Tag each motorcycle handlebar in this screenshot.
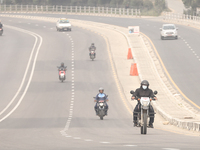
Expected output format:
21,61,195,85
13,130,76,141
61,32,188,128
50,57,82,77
133,97,156,101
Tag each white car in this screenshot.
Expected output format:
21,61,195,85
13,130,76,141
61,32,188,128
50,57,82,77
160,24,178,40
56,18,72,31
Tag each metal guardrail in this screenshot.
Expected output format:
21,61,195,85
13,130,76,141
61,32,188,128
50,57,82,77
163,12,200,26
0,5,140,17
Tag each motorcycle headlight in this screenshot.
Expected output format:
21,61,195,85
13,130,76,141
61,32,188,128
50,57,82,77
99,103,104,106
142,101,149,107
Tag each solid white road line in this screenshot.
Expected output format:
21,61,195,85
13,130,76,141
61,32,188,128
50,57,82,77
0,25,42,121
0,25,43,122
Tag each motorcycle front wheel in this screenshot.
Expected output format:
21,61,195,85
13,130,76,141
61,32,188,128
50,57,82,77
141,111,147,134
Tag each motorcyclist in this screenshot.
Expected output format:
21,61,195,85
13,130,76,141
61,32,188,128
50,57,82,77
0,20,3,29
131,80,157,128
89,43,96,57
0,21,3,32
57,62,67,71
94,87,108,115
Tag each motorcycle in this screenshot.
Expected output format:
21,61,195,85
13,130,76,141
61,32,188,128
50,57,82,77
57,67,66,82
90,50,95,61
130,90,157,134
94,95,108,120
0,28,3,36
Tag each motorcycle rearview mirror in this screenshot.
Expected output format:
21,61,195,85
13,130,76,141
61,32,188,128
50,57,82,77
130,90,134,94
154,91,158,95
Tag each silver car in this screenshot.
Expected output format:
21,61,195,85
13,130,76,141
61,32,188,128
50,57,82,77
56,18,72,31
160,24,178,40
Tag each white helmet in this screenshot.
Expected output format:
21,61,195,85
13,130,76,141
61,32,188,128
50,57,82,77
99,87,104,92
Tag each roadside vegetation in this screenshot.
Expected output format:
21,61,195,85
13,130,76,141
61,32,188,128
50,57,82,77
182,0,200,15
1,0,167,16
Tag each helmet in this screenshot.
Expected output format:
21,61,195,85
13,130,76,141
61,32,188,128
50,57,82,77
99,87,104,92
141,80,149,86
61,62,64,67
91,43,94,46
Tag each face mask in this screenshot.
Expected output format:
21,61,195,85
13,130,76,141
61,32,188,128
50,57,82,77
142,85,147,90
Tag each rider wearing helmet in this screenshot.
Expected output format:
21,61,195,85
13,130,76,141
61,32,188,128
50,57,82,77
57,62,67,71
131,80,157,128
89,43,96,57
94,87,108,115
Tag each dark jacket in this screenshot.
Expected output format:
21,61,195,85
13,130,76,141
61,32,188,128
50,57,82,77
133,86,155,104
89,46,96,51
58,66,67,71
0,23,3,28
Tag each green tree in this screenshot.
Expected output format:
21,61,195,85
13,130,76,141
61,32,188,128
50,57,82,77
87,0,97,6
143,0,153,10
130,0,143,8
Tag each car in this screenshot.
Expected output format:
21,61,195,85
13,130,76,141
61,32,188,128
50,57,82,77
56,18,72,32
160,24,178,40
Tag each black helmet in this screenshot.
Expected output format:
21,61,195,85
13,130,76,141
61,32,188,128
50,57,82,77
91,43,94,46
61,62,64,67
141,80,149,86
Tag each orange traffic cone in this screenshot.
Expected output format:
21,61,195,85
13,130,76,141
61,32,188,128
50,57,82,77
127,48,133,59
130,63,138,76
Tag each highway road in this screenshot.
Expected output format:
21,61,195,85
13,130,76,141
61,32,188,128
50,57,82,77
0,17,200,150
9,13,200,108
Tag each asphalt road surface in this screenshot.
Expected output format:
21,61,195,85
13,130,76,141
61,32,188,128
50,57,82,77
0,17,199,150
4,13,200,108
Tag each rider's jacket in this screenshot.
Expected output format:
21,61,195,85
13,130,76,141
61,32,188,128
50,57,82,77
89,46,96,51
95,93,107,101
0,23,3,28
133,87,155,104
58,66,67,71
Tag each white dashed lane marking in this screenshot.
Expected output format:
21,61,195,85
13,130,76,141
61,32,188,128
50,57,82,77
181,37,200,62
100,142,110,144
123,145,137,147
65,135,72,138
73,137,81,140
59,33,76,138
85,139,93,142
162,148,180,150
